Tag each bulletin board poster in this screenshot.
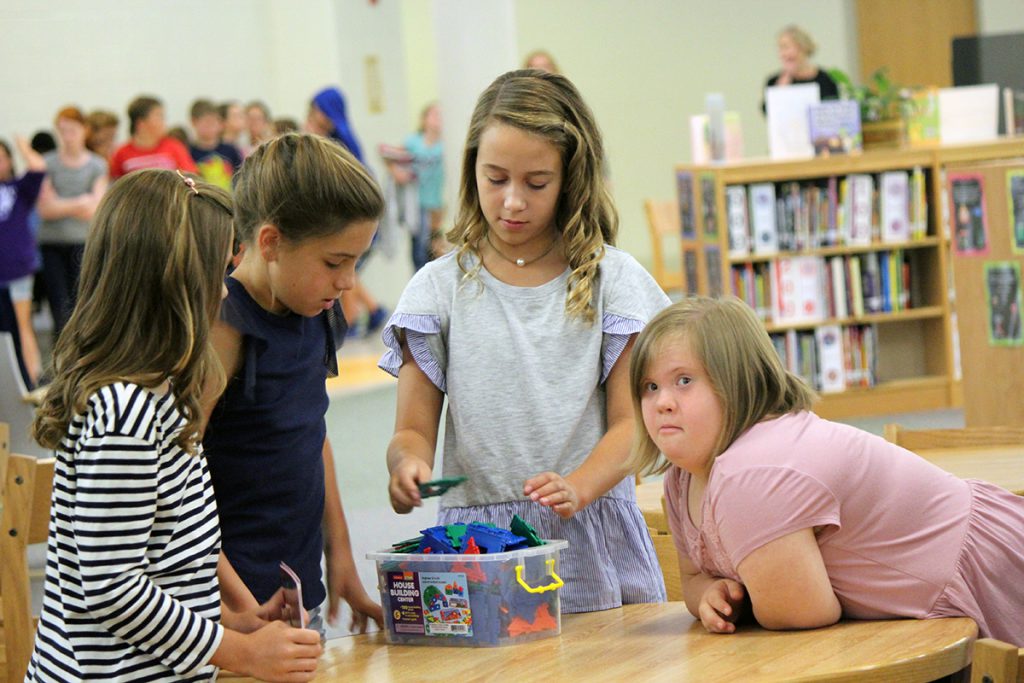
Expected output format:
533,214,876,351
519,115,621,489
1008,170,1024,255
948,172,989,255
984,261,1024,346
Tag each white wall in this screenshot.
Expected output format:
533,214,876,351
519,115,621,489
0,0,273,137
515,0,858,267
977,0,1024,34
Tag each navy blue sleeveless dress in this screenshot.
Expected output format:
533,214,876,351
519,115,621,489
204,276,346,609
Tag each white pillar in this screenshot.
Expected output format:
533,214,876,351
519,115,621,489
432,0,518,213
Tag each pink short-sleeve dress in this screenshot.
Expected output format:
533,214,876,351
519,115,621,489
664,411,1024,644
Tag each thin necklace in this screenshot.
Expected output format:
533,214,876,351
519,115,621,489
485,231,559,267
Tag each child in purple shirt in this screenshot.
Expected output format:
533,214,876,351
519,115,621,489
0,136,46,384
630,296,1024,645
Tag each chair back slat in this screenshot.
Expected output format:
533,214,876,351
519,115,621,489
1,453,56,682
884,424,1024,451
644,199,684,293
969,638,1024,683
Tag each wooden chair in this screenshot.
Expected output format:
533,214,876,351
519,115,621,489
970,638,1024,683
884,424,1024,451
0,452,55,682
647,527,684,603
0,333,48,458
643,199,684,296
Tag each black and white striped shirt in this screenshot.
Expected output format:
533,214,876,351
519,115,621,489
27,383,224,682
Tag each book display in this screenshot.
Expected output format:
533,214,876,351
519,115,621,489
943,153,1024,426
676,139,1024,419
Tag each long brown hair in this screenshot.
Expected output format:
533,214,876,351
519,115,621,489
628,296,817,476
448,69,616,323
33,169,234,453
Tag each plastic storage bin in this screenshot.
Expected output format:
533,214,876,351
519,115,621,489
367,540,568,647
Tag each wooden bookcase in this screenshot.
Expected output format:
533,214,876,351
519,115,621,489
676,139,1024,419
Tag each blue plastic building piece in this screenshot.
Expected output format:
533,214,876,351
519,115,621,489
464,523,527,554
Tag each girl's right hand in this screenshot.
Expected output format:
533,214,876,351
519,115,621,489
698,578,746,634
242,620,322,682
388,457,433,513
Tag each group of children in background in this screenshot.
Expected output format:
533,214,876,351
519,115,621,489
9,66,1023,682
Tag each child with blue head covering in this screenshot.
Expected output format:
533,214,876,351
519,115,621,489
308,87,364,163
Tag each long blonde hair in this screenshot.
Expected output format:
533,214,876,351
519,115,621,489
33,170,234,453
448,69,616,323
628,296,817,476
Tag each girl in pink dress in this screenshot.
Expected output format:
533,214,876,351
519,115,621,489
629,296,1024,645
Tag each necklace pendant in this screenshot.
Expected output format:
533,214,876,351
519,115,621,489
515,258,526,267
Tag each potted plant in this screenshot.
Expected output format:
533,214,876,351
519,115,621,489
828,67,916,148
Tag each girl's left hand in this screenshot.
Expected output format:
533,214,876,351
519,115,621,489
524,472,581,519
326,556,384,634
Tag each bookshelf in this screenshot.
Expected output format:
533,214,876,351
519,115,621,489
676,139,1024,420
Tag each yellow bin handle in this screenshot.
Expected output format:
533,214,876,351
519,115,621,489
515,558,564,594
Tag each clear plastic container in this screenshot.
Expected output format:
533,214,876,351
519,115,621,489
367,540,568,647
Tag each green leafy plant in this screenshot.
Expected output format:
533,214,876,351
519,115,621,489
828,67,917,123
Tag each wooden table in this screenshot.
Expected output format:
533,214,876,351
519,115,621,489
913,445,1024,496
245,603,975,682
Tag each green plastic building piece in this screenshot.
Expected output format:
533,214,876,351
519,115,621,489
510,514,545,547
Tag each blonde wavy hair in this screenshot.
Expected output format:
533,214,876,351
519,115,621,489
628,296,817,476
33,169,234,454
448,69,616,323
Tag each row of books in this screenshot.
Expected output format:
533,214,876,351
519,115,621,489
770,324,879,394
719,168,929,256
729,251,919,325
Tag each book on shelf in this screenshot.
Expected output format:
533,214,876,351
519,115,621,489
689,111,745,164
683,249,699,296
815,325,846,393
938,84,999,144
749,183,779,255
701,175,719,239
725,185,750,256
807,100,862,156
906,87,941,146
676,171,697,239
705,245,723,298
879,171,910,243
770,255,824,324
948,172,989,255
845,174,874,246
1005,87,1024,136
910,166,928,240
1007,170,1024,254
765,82,820,160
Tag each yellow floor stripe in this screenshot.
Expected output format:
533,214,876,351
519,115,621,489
326,354,395,393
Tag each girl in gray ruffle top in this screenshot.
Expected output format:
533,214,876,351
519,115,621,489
381,69,669,612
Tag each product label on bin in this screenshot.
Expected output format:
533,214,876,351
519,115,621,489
386,570,472,637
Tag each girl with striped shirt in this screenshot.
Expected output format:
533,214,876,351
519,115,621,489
27,169,321,682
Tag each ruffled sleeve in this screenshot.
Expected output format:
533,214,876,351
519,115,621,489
377,256,453,392
599,248,671,382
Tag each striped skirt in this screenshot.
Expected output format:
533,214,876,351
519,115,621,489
437,478,667,613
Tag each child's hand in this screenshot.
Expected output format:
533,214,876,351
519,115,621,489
524,472,581,519
241,620,322,682
388,457,432,513
698,578,746,634
326,557,383,634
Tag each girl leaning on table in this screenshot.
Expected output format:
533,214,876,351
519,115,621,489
383,69,669,613
631,296,1024,645
27,169,321,682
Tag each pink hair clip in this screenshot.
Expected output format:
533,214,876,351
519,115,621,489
176,169,199,195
